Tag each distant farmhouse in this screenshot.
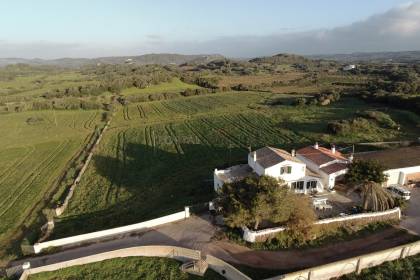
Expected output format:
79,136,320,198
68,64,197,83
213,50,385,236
214,144,420,193
214,143,349,194
343,64,356,71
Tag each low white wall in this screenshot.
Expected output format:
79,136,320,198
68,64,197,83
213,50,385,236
33,207,190,254
243,208,401,242
206,254,252,280
19,246,200,280
18,246,250,280
266,239,420,280
242,226,286,243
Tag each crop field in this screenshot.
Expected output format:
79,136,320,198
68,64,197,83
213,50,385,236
50,91,417,238
217,72,304,88
0,110,102,260
28,256,225,280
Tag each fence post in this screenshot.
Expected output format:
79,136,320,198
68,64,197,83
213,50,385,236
356,258,363,274
400,246,408,259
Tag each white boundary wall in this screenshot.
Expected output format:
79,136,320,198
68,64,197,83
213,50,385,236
266,239,420,280
33,207,190,254
243,208,400,242
19,246,250,280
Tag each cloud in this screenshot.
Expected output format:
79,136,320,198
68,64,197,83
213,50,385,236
1,3,420,58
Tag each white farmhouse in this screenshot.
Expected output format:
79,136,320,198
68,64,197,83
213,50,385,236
296,143,349,190
214,146,324,194
354,146,420,187
343,64,356,71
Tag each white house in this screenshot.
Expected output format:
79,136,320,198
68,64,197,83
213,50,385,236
354,146,420,187
343,64,356,71
214,146,324,194
296,143,349,190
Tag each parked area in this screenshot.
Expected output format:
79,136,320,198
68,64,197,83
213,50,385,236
312,190,361,219
401,187,420,235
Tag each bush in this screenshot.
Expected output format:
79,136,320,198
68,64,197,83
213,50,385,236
359,110,398,129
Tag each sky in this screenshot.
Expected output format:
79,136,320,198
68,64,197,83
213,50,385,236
0,0,419,58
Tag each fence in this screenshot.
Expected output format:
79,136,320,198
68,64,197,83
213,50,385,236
18,246,249,280
266,239,420,280
243,207,401,242
33,207,190,254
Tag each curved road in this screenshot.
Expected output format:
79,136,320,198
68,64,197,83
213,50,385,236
11,214,418,272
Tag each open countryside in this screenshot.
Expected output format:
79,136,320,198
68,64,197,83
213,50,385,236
1,1,420,280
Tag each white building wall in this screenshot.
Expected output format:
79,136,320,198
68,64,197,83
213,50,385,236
247,154,265,176
384,166,420,187
264,160,306,182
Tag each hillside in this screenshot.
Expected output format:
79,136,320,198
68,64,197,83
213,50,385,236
0,53,224,68
310,51,420,63
249,53,314,65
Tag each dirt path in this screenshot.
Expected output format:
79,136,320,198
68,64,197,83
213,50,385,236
204,227,416,271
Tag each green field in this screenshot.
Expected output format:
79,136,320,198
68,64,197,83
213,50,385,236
51,91,417,238
0,109,102,261
121,78,200,96
27,256,225,280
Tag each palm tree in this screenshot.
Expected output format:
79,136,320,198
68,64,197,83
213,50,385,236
359,181,395,212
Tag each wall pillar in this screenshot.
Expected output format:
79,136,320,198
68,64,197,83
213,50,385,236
185,206,190,218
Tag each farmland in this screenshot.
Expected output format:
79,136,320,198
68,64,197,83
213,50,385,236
0,53,419,266
27,256,225,280
51,90,417,238
0,110,102,261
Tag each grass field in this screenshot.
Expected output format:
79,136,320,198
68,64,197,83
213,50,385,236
121,78,201,96
50,91,418,238
0,109,102,261
27,256,225,280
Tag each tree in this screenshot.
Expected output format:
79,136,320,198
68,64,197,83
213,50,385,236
346,160,394,212
345,160,388,185
286,195,317,241
218,176,297,230
360,181,395,212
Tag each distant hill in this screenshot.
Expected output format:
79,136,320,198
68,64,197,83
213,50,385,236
0,53,224,68
310,51,420,63
249,53,314,65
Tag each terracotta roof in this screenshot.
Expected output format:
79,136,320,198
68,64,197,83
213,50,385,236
297,146,347,166
354,146,420,170
320,163,348,175
253,146,302,169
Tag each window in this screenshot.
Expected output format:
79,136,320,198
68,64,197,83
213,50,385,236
292,181,304,190
281,166,292,175
306,180,317,190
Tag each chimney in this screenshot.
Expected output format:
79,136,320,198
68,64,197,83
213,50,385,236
253,151,257,162
291,149,296,157
331,145,336,154
314,142,319,149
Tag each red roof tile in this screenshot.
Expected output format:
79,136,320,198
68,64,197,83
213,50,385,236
320,163,348,175
297,146,347,166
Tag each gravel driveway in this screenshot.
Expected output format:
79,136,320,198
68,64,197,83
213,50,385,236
400,187,420,235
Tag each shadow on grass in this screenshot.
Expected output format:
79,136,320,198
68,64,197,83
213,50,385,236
51,143,247,239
